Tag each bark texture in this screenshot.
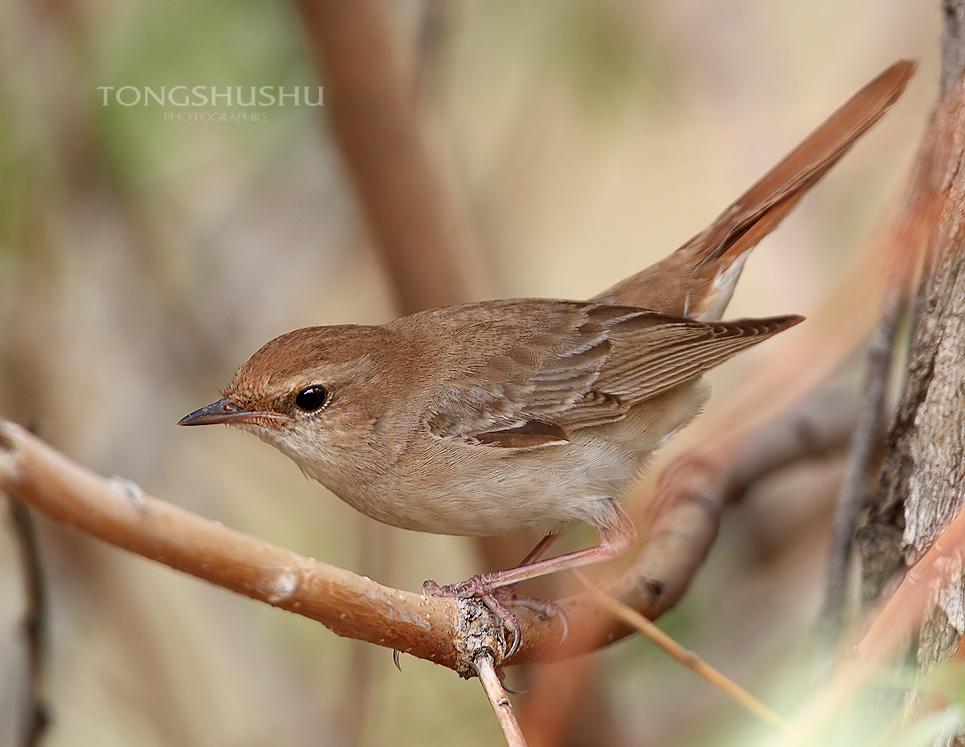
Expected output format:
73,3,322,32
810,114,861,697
859,8,965,743
859,82,964,605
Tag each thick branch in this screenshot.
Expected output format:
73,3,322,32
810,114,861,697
0,421,468,672
854,16,965,741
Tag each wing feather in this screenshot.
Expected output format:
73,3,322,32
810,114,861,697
421,300,800,447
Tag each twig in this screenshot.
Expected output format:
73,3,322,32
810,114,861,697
0,417,634,671
820,287,905,640
475,654,527,747
6,497,49,747
0,421,470,671
337,515,393,743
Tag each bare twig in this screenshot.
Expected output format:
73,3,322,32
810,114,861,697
0,387,858,747
475,655,527,747
0,417,600,671
821,292,908,639
0,421,470,672
6,497,49,747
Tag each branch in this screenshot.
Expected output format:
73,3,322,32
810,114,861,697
291,0,532,590
508,390,858,741
861,52,964,606
612,392,857,621
0,421,471,672
0,392,856,672
820,293,902,639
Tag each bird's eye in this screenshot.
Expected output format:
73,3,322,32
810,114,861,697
294,385,328,412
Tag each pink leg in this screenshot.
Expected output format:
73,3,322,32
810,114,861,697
480,504,637,590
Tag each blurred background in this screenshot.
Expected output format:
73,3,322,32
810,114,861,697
0,1,940,745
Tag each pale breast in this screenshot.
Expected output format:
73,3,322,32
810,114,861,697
350,380,709,537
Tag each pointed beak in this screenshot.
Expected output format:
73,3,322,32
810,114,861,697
178,397,268,427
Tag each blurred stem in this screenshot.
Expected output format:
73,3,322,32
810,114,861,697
336,514,394,745
6,497,49,747
293,0,487,312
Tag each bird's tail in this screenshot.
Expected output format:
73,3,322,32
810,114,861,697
595,59,916,320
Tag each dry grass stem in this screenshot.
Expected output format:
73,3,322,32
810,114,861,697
575,573,800,741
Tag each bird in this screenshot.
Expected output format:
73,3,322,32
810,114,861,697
179,61,914,653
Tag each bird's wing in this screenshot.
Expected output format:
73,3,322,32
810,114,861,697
423,300,800,448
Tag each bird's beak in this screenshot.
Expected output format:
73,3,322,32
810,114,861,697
178,397,272,426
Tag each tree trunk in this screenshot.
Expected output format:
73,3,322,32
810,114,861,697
859,3,965,742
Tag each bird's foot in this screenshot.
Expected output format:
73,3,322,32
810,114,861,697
423,575,568,658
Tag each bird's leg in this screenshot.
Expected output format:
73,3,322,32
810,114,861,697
477,504,637,589
424,505,637,654
455,531,564,654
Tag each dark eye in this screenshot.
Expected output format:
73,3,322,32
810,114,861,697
294,385,328,412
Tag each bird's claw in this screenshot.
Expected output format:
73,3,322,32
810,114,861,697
423,576,568,657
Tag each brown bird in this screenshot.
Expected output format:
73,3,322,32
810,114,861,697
180,61,914,653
